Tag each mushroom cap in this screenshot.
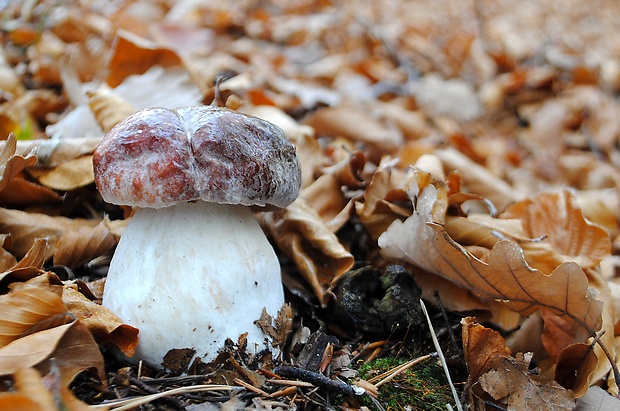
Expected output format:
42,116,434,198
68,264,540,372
93,106,301,208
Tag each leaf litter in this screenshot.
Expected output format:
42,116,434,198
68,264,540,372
2,0,620,410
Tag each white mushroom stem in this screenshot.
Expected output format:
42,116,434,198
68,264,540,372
102,201,284,368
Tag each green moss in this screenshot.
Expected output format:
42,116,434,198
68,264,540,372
357,357,455,411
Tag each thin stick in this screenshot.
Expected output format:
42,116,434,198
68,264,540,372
420,300,463,411
90,384,236,411
373,353,437,388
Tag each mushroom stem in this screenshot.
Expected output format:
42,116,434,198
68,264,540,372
102,201,284,368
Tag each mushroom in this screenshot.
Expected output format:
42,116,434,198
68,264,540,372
93,106,301,368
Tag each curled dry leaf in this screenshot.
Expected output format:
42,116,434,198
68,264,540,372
9,137,102,168
378,169,603,343
0,322,75,375
355,159,412,240
301,174,353,233
61,285,138,356
264,198,354,306
0,134,37,194
0,134,61,205
87,86,137,133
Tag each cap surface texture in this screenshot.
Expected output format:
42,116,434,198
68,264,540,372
93,106,301,208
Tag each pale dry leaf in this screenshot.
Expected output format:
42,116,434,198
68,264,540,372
37,320,106,387
264,198,354,306
301,174,352,233
444,214,527,251
8,137,102,168
32,156,95,191
0,234,16,271
378,170,603,340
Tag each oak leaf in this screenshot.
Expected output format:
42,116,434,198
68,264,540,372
378,169,603,340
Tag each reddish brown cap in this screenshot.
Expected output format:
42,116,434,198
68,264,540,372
93,106,301,208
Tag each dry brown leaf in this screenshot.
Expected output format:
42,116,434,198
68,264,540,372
61,285,138,356
304,105,403,160
107,29,182,88
436,148,524,212
53,222,115,268
502,190,611,272
462,318,576,410
0,322,74,375
264,198,354,306
301,174,353,233
0,207,115,266
444,214,527,251
0,177,62,206
0,234,16,271
379,169,603,341
478,353,575,410
37,320,106,386
355,159,412,240
0,286,71,347
7,137,102,168
0,134,37,194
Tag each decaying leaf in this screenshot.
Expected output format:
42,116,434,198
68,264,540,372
462,317,576,410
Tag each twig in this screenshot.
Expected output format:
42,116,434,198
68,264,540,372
434,291,460,353
371,353,437,388
91,384,237,411
273,366,364,397
421,300,464,411
128,377,187,410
